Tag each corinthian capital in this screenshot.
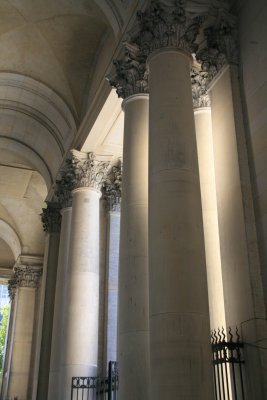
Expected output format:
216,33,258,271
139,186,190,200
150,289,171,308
69,150,110,191
41,202,61,233
102,162,122,212
14,265,42,288
196,10,238,81
107,42,148,99
132,0,204,57
191,65,211,109
55,163,74,208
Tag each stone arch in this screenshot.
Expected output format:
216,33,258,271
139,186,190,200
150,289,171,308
0,219,21,262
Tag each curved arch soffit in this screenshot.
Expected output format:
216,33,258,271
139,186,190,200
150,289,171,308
94,0,123,35
0,219,21,262
0,137,52,189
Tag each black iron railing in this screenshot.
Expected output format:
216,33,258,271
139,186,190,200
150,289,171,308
212,327,245,400
71,361,118,400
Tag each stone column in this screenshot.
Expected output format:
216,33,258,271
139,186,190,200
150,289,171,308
7,256,42,400
191,67,226,330
60,151,109,399
48,175,73,400
197,12,267,399
102,164,122,369
36,203,61,400
131,3,213,399
108,44,150,400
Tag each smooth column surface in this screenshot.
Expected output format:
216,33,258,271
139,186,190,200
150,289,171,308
148,50,213,399
61,188,101,399
105,211,120,367
194,108,226,330
119,94,149,400
37,232,60,400
7,287,37,400
48,207,72,400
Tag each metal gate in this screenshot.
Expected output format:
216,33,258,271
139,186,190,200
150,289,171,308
212,327,245,400
71,361,118,400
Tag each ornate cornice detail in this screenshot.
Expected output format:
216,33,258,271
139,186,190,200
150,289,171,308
69,151,110,191
196,10,238,82
107,42,148,99
131,0,204,57
191,66,211,108
102,162,122,212
41,202,61,233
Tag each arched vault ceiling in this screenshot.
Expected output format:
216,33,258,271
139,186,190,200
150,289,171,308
0,0,112,117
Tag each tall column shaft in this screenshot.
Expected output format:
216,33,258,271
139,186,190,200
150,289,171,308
48,207,72,400
210,65,267,399
106,211,120,366
61,187,101,398
7,262,42,400
194,107,226,330
148,49,213,399
37,232,60,400
119,94,149,400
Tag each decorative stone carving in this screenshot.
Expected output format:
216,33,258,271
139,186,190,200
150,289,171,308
191,65,211,108
8,265,42,299
8,277,17,300
41,202,61,233
14,265,42,288
196,10,238,81
102,162,122,212
107,41,148,99
55,163,74,208
131,0,204,57
69,151,110,191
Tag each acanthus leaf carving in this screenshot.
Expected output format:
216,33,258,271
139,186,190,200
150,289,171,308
131,0,204,57
107,41,148,99
41,202,61,233
196,10,238,82
191,65,211,108
102,162,122,212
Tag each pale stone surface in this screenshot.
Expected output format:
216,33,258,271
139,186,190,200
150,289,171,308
6,257,43,400
210,65,267,399
119,94,149,400
36,232,60,400
105,211,120,367
194,108,226,330
60,188,101,399
148,49,213,400
48,207,72,400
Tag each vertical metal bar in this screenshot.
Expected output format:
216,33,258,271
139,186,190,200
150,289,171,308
215,350,222,400
231,351,238,400
212,344,218,400
219,347,226,400
238,348,245,400
71,378,73,400
108,361,112,400
224,362,230,400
